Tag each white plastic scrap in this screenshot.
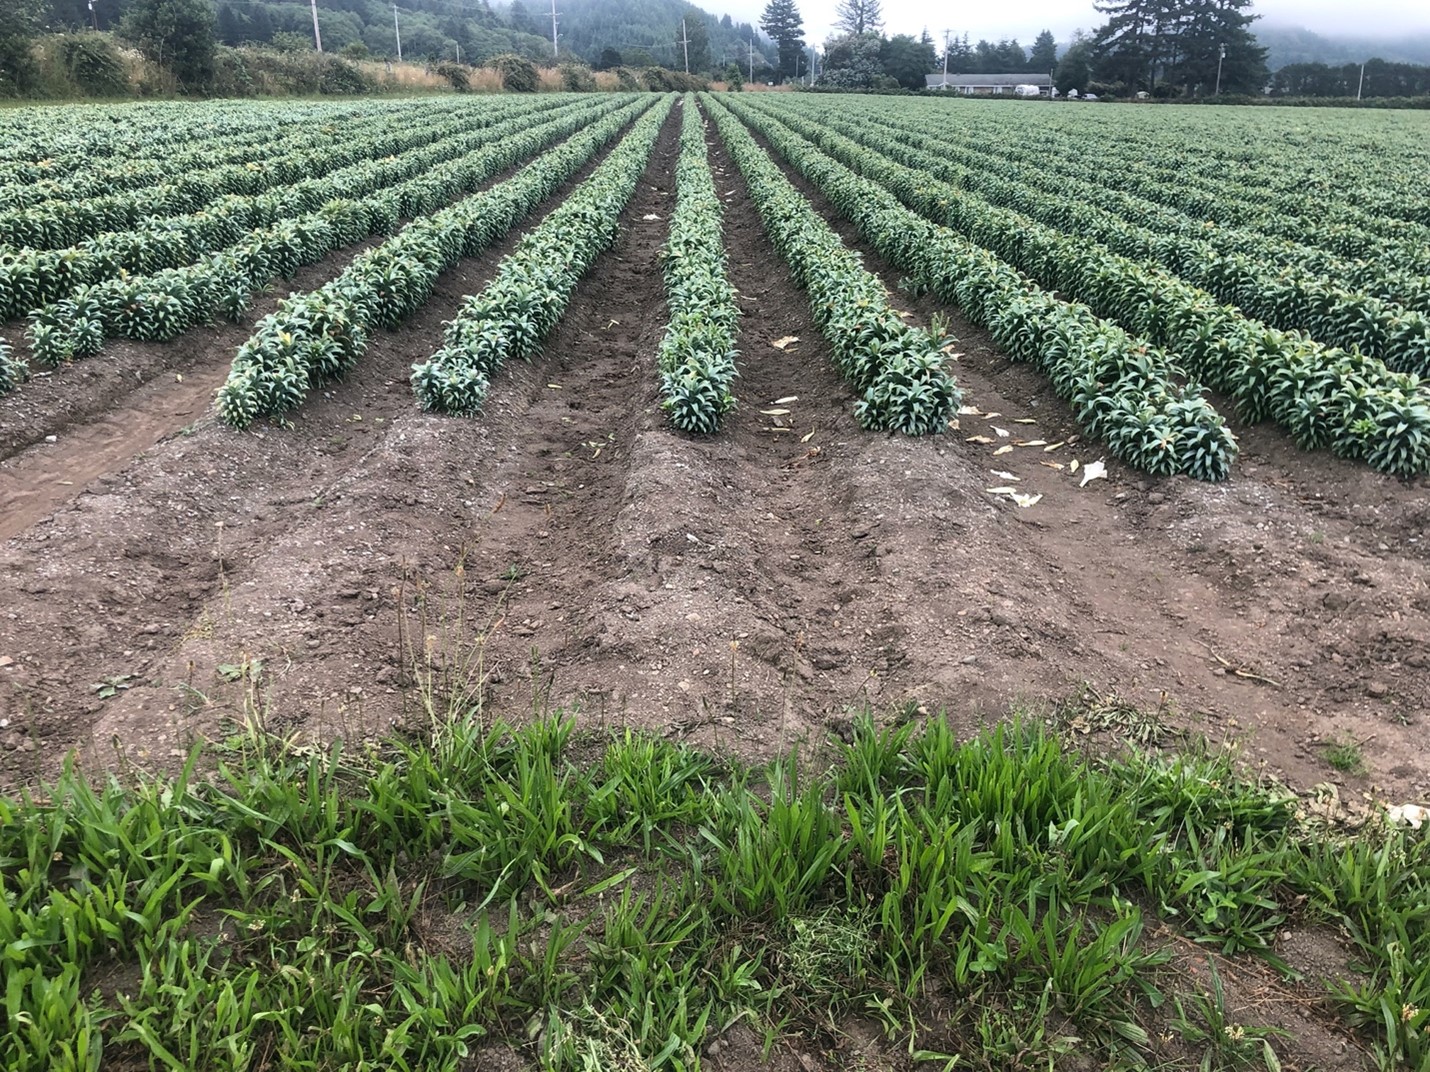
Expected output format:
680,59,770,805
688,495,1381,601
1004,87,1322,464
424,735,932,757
1079,460,1108,487
986,487,1043,509
1387,803,1428,830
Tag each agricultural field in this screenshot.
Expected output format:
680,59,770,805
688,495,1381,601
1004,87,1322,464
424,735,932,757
0,92,1428,1070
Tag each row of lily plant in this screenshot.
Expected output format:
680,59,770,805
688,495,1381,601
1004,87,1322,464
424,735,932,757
215,97,656,428
701,95,960,436
720,96,1235,480
0,97,545,252
736,98,1427,478
653,97,741,434
769,98,1430,373
4,99,621,396
411,97,676,415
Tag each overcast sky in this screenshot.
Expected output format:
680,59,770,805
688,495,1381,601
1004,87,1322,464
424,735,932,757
727,0,1430,49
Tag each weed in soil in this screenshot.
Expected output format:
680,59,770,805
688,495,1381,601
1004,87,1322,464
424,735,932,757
1322,736,1368,776
2,701,1426,1070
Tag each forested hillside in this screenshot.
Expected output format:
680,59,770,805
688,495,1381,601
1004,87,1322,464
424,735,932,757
34,0,776,69
1256,24,1430,70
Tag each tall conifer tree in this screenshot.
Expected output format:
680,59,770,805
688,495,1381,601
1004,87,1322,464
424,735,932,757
759,0,804,81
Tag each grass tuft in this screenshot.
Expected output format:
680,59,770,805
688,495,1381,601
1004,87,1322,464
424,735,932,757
0,708,1425,1070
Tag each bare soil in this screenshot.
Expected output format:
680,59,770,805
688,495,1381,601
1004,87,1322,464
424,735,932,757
0,101,1423,1070
2,100,1427,803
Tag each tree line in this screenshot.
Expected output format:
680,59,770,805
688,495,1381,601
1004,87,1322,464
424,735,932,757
761,0,1427,99
757,0,1253,94
4,0,1427,98
1271,59,1430,98
757,0,1052,90
0,0,779,96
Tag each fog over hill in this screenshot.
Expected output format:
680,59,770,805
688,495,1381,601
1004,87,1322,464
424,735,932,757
1254,23,1430,68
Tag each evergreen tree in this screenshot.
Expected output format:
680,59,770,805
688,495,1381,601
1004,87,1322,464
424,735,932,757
943,32,972,73
249,5,273,43
833,0,881,36
506,0,537,36
1165,0,1266,93
1028,29,1058,72
820,31,883,87
759,0,804,81
122,0,216,87
972,38,997,72
1091,0,1175,90
880,32,935,88
1054,31,1093,93
0,0,41,96
216,2,243,45
995,38,1026,68
1091,0,1265,94
674,12,710,73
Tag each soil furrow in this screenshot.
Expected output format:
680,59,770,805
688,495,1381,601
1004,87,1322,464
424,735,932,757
1,98,1426,812
733,110,1429,798
0,110,657,780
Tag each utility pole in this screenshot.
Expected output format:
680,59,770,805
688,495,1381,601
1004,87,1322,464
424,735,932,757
550,0,559,58
680,17,690,74
454,41,461,63
1214,42,1225,95
942,29,949,87
87,0,98,31
1357,60,1365,99
392,3,402,62
748,37,754,83
310,0,323,52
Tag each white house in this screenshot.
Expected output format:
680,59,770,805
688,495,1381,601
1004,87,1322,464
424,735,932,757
925,73,1054,95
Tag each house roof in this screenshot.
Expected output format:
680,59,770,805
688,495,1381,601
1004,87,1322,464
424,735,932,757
925,73,1053,87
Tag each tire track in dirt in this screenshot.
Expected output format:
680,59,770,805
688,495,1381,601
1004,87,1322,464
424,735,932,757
733,110,1430,800
0,109,658,782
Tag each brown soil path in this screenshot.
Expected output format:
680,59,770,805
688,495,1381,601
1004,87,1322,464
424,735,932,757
0,108,653,773
0,99,1426,823
732,110,1429,806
